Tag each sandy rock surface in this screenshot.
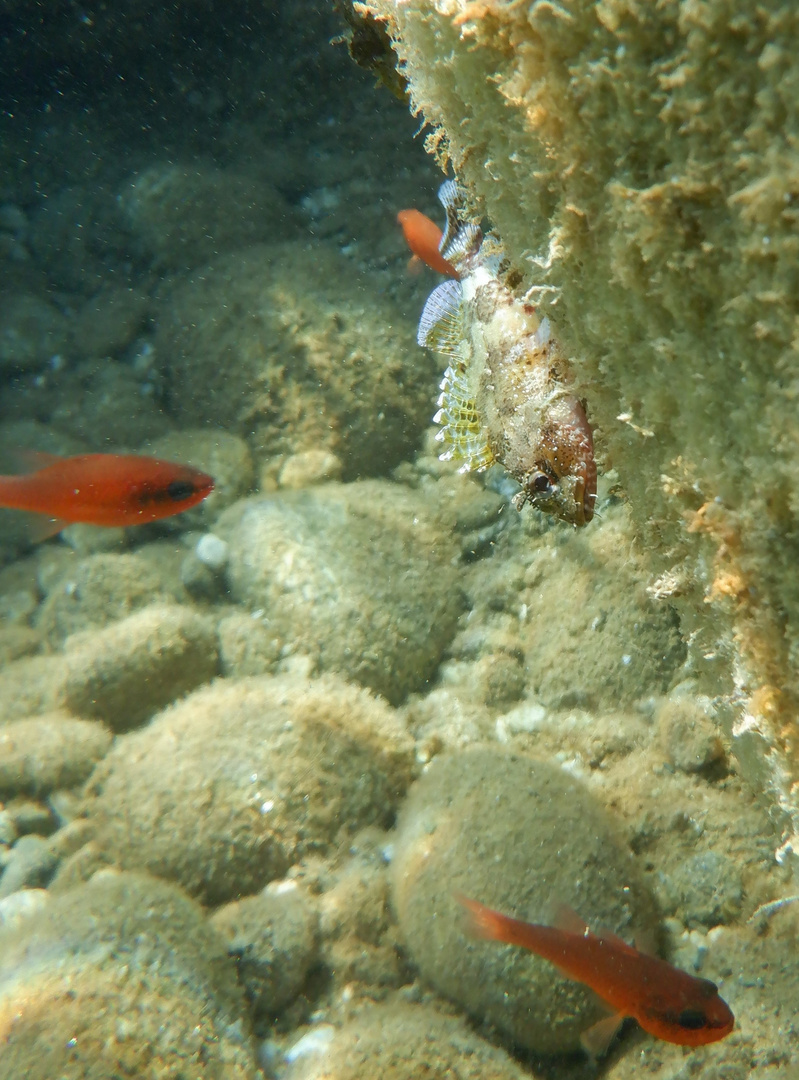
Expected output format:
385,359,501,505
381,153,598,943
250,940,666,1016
0,711,110,795
68,673,415,904
62,603,219,730
281,999,535,1080
219,481,463,704
153,240,437,477
0,869,258,1080
35,551,177,646
0,654,70,724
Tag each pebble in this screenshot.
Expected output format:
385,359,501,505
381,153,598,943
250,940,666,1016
0,654,69,725
211,879,319,1017
0,886,48,930
0,834,58,897
62,604,219,731
153,241,433,481
453,488,505,533
284,1024,336,1064
180,551,226,599
278,449,342,489
195,532,229,570
35,552,174,647
657,695,726,773
282,1000,532,1080
4,798,55,836
0,812,17,846
317,838,404,990
0,292,70,372
510,537,686,710
662,851,744,927
0,713,111,796
0,870,258,1077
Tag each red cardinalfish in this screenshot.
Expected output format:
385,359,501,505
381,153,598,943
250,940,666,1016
397,208,460,279
0,452,214,537
458,895,734,1055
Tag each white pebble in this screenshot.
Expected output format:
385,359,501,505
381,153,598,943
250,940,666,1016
195,533,229,570
0,887,49,929
284,1025,336,1064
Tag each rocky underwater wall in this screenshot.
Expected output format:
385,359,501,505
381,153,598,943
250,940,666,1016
364,0,799,866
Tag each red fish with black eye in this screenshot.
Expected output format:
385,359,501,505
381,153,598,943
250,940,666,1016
397,208,460,279
0,452,215,538
457,895,734,1056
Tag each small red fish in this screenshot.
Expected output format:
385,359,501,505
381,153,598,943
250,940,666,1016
458,895,734,1055
0,452,214,536
397,208,460,279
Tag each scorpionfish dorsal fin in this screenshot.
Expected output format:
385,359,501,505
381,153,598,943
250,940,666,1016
417,279,464,354
433,363,495,473
438,180,482,269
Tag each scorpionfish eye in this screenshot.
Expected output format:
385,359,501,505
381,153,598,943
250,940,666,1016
530,471,553,495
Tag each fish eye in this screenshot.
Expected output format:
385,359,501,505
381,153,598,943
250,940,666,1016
530,472,553,494
676,1009,708,1030
167,479,197,502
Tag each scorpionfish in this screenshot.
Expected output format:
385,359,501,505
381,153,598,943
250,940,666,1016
415,181,596,527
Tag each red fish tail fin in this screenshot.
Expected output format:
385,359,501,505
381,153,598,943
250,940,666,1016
456,894,534,948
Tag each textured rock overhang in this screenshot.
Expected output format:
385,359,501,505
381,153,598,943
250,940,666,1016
361,0,799,867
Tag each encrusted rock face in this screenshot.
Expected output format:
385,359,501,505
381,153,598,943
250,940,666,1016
366,0,799,863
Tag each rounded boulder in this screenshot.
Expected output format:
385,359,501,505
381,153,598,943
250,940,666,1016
0,870,257,1080
391,747,657,1055
80,674,415,905
219,482,462,705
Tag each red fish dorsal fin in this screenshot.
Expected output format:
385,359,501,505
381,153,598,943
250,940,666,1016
11,449,63,473
552,904,589,936
596,927,638,955
554,904,639,955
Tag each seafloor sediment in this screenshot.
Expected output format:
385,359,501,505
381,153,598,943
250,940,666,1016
0,2,797,1079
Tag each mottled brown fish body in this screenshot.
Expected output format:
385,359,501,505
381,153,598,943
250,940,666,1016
462,266,596,526
419,181,596,527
